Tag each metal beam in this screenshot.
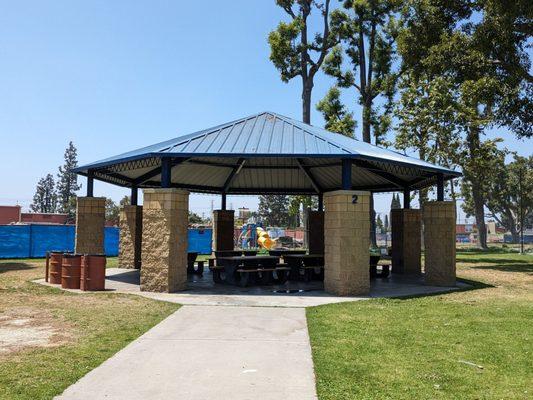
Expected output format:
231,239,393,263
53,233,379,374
318,193,323,211
341,159,352,190
87,171,94,197
161,158,172,188
221,193,227,210
131,186,138,205
403,188,410,209
296,158,322,193
223,158,246,192
353,159,407,188
133,157,189,185
437,173,444,201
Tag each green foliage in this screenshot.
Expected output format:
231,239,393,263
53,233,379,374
390,192,401,209
324,0,401,143
268,0,339,123
316,86,356,137
56,142,81,217
258,195,290,227
30,174,57,213
105,198,120,225
188,211,206,225
375,214,384,233
465,154,533,241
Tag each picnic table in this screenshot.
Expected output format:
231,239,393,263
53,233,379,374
282,254,325,282
268,249,307,257
213,255,288,287
370,254,391,278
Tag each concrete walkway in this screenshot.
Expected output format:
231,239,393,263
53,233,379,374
56,306,317,400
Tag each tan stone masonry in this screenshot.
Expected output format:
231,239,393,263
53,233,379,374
212,210,235,252
141,189,189,292
391,209,422,275
307,210,324,255
119,205,143,269
424,201,456,286
75,197,105,254
324,190,370,296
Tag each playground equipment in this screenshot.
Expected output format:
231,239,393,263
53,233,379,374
256,227,276,250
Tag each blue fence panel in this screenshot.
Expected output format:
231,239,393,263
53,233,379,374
0,225,31,258
0,225,212,258
104,227,120,256
188,228,212,254
30,225,75,257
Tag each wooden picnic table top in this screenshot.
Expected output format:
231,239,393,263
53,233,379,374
282,253,324,259
217,255,280,261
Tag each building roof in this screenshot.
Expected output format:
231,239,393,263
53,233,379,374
74,111,461,194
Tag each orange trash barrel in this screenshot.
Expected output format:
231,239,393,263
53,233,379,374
49,252,63,284
81,255,106,291
61,254,82,289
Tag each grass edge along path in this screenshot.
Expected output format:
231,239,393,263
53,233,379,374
0,259,180,400
307,249,533,400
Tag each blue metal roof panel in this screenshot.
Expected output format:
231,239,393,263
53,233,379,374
74,111,461,178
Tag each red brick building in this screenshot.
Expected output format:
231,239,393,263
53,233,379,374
0,205,21,224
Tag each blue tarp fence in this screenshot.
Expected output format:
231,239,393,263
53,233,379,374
0,225,212,258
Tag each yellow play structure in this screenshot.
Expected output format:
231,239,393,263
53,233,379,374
256,227,276,250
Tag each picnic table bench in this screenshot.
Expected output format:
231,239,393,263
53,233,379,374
212,255,289,287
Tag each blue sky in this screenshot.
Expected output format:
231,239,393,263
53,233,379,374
0,1,530,222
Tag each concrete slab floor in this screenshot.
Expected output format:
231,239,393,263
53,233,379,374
56,306,317,400
36,268,469,308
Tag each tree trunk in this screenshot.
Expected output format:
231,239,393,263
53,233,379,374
471,183,488,249
466,126,488,250
362,101,371,143
302,81,313,124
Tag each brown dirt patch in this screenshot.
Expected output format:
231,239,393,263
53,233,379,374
0,307,72,356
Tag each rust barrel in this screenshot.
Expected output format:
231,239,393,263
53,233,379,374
81,255,106,291
49,252,63,284
61,254,82,289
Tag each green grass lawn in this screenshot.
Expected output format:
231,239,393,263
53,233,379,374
0,258,179,400
307,248,533,400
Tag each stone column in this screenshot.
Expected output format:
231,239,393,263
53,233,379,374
423,201,456,286
324,190,370,296
140,189,189,292
212,210,235,252
118,205,143,269
391,209,421,275
75,197,105,254
307,210,324,254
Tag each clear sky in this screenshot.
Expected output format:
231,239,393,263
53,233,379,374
0,1,530,222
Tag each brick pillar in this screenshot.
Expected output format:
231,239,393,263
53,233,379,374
75,197,105,254
307,210,324,254
118,205,143,269
391,209,421,274
324,190,370,296
424,201,456,286
140,189,189,292
212,210,235,252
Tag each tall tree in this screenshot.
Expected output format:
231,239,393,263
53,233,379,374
324,0,400,144
258,195,291,227
269,0,338,123
105,198,120,226
396,0,532,248
316,86,356,137
376,214,384,234
465,154,533,244
395,75,463,206
30,174,57,213
384,213,389,232
56,141,81,216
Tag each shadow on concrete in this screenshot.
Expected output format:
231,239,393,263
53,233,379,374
104,268,470,300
